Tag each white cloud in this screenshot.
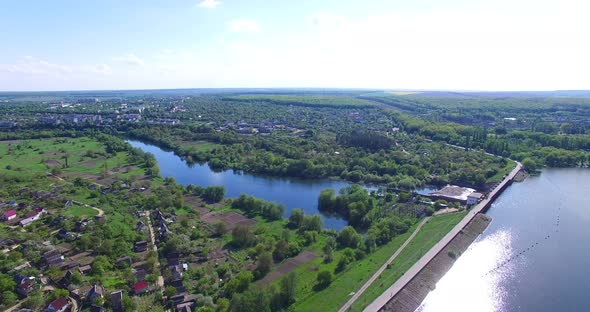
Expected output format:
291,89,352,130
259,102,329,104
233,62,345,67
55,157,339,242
228,19,261,33
198,0,221,9
1,56,73,76
92,64,112,75
113,53,145,66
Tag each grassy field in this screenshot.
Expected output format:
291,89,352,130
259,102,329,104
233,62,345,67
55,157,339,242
0,137,145,182
62,204,98,218
289,222,420,312
287,212,466,312
487,161,517,183
348,212,467,311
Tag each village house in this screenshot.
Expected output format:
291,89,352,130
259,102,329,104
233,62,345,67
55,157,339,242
2,209,17,221
44,297,71,312
110,290,123,312
43,249,64,267
122,114,141,122
134,241,148,253
87,284,104,303
90,305,106,312
132,280,149,295
59,270,74,287
79,265,92,275
14,274,36,297
20,208,46,226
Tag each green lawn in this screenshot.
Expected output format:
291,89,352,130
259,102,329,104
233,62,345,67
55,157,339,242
0,137,146,182
348,212,467,311
290,221,420,312
102,275,127,290
62,204,98,218
286,212,465,312
487,161,516,183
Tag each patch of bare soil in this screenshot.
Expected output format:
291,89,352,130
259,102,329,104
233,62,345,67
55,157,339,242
44,159,61,166
199,210,257,232
258,251,318,285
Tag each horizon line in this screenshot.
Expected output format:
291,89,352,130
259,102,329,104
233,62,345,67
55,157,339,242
1,87,589,94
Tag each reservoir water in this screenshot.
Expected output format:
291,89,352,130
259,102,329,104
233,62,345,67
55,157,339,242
418,168,590,312
128,140,360,230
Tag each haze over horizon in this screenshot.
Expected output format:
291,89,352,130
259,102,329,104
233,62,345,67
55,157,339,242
1,0,589,92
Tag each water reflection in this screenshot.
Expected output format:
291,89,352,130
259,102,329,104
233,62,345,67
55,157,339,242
415,169,590,312
418,231,515,312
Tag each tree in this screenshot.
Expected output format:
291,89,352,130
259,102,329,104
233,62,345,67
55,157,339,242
122,294,137,312
522,157,537,172
23,291,44,311
318,189,335,211
279,272,297,306
213,221,227,236
92,255,112,275
164,286,177,297
288,208,304,229
216,298,230,312
230,287,271,312
301,215,322,232
203,186,225,202
316,270,333,289
1,290,17,306
47,288,69,301
337,226,361,248
434,200,447,211
231,225,256,248
0,274,16,293
225,271,253,296
70,271,83,285
256,252,273,278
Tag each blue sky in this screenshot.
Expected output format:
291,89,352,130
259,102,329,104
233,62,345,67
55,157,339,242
1,0,588,91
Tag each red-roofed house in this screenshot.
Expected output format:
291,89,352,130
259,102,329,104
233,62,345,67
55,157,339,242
2,210,16,221
132,280,149,295
44,297,71,312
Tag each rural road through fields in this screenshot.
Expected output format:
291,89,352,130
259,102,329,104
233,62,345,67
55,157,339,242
145,211,165,292
47,172,106,217
72,201,105,217
363,161,522,312
338,217,432,312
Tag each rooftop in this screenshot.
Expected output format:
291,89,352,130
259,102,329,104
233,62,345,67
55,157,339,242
430,185,476,201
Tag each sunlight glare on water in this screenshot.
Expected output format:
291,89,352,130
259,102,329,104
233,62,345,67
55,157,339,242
417,230,515,312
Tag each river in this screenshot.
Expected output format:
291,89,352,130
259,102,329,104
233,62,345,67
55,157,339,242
417,168,590,312
127,140,364,230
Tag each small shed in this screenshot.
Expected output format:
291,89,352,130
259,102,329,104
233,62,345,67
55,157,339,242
467,192,483,205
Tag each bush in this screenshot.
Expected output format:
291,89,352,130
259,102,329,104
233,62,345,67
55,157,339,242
315,270,333,290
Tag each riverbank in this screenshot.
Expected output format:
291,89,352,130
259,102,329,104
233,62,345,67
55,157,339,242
363,161,522,311
379,213,492,312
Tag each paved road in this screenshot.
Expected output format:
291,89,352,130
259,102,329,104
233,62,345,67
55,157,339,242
339,217,432,312
364,161,522,312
